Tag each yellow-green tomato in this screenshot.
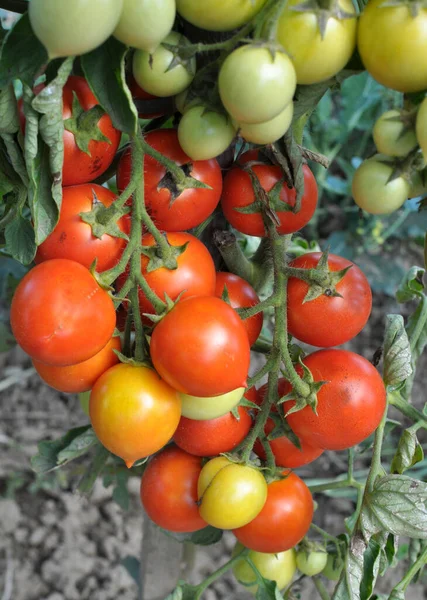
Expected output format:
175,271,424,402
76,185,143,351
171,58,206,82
352,155,410,215
79,391,91,417
416,97,427,162
180,387,245,420
133,32,196,97
178,106,236,160
218,44,296,124
232,542,297,593
276,0,357,85
373,110,417,157
29,0,123,59
198,457,267,529
114,0,175,52
236,102,294,145
296,550,328,576
358,0,427,92
322,554,344,581
176,0,267,32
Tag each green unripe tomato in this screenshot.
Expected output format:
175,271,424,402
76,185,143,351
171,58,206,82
113,0,175,52
232,542,297,594
178,106,236,160
373,110,417,157
416,97,427,161
176,0,267,32
352,155,410,215
133,32,196,97
179,387,244,420
236,102,294,145
29,0,123,59
322,554,344,581
296,550,328,576
79,391,91,417
218,44,296,124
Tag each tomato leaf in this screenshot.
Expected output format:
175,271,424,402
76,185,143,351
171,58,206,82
332,534,365,600
396,266,425,303
4,213,36,264
401,295,427,400
383,314,412,387
164,582,198,600
0,84,20,135
77,444,110,495
112,469,131,511
390,429,424,475
81,37,138,136
161,525,223,546
0,13,48,88
31,425,98,473
360,537,382,600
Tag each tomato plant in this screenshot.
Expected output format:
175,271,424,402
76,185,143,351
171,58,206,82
233,471,313,553
150,296,251,397
140,446,206,532
197,457,267,529
90,364,181,468
117,129,223,231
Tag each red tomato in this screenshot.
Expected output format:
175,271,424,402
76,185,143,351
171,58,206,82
254,380,323,468
286,349,387,450
128,75,165,119
233,471,313,553
32,335,121,393
35,184,128,272
173,405,252,457
10,259,116,366
117,232,216,316
215,272,263,346
19,77,121,186
150,296,251,397
140,446,207,532
221,151,318,236
116,129,223,231
287,253,372,347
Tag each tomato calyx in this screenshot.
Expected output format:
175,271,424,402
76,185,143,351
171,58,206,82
379,0,425,18
266,411,302,449
142,291,182,324
113,349,151,369
279,360,327,416
157,162,213,202
64,92,111,155
79,190,130,241
141,240,188,273
160,35,197,77
290,0,356,39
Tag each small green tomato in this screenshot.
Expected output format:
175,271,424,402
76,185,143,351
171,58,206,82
296,549,328,576
236,102,294,145
178,106,236,160
232,542,297,593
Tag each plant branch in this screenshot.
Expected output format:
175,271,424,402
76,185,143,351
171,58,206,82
194,547,249,600
390,545,427,594
313,576,332,600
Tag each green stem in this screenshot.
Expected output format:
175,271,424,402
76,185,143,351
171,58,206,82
366,392,389,493
283,265,330,286
237,294,278,319
123,309,133,357
252,338,273,354
388,392,427,429
135,271,166,314
313,576,332,600
308,478,363,494
391,545,427,594
102,241,135,287
247,351,279,388
194,548,249,600
214,230,263,288
310,523,342,545
348,448,355,481
129,287,146,362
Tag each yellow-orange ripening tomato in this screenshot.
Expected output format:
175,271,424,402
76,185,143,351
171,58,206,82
90,364,181,468
197,457,267,529
33,336,121,393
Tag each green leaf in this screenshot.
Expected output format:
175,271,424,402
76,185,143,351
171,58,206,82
121,555,141,591
388,591,405,600
77,444,110,495
162,525,223,546
4,213,36,264
361,475,427,540
0,13,48,87
56,427,99,464
332,534,365,600
396,267,425,303
164,582,198,600
81,37,138,135
31,425,96,473
391,429,424,475
255,579,283,600
383,315,412,387
401,295,427,400
360,538,382,600
0,84,20,134
112,470,130,510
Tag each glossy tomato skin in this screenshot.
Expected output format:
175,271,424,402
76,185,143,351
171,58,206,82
286,349,387,451
11,259,116,366
90,364,181,468
150,296,251,397
254,380,323,468
233,471,313,553
179,387,245,420
173,406,252,457
198,457,267,529
215,272,263,346
296,550,328,576
140,446,206,533
62,77,121,186
35,184,128,272
233,543,296,593
118,232,216,316
221,153,318,236
358,0,427,93
117,129,222,231
33,335,121,393
176,0,267,32
287,253,372,347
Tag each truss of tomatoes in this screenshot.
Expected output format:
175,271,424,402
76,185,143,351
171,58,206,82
10,73,386,561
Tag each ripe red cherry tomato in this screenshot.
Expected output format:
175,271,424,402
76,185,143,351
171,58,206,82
32,335,121,393
150,296,251,397
221,151,318,236
140,446,207,533
287,253,372,347
233,471,313,553
117,232,216,316
117,129,222,231
10,259,116,366
286,349,387,451
215,272,263,346
35,184,128,272
254,380,323,468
